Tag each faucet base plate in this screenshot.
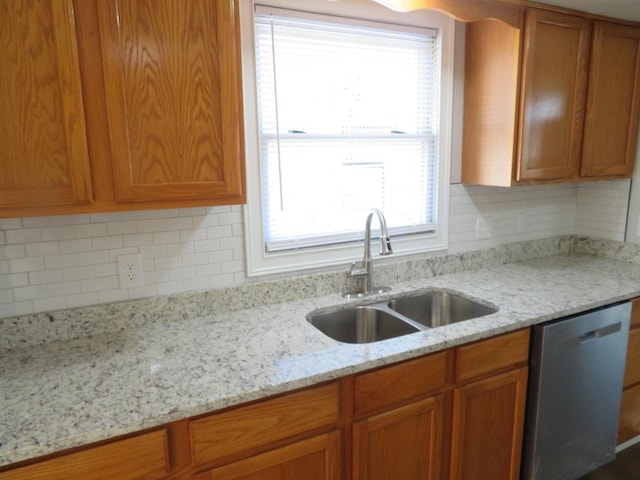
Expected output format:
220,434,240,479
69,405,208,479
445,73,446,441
342,286,391,299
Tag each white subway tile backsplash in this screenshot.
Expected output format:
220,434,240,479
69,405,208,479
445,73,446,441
60,238,93,254
44,254,78,270
74,223,107,238
14,285,49,301
65,292,98,307
0,179,629,318
0,218,22,229
41,226,76,241
78,251,110,266
81,277,113,293
6,228,42,244
92,236,123,251
137,219,167,233
25,241,61,257
123,233,154,247
63,266,96,282
152,231,180,245
165,217,193,231
48,281,82,297
0,245,26,260
10,257,45,273
106,221,138,235
32,297,67,313
0,273,28,289
28,270,63,285
0,289,14,303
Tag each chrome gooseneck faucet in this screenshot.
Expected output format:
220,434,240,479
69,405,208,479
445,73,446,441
345,208,393,298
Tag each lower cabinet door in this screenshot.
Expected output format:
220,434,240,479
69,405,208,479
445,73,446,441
353,395,444,480
193,431,341,480
449,367,528,480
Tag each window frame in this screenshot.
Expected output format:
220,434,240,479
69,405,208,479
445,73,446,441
240,0,455,277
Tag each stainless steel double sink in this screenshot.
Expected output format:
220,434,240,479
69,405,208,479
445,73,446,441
307,290,498,344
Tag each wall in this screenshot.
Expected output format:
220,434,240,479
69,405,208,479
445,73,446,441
0,182,591,319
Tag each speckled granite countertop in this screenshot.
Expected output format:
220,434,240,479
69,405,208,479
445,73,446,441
3,247,640,467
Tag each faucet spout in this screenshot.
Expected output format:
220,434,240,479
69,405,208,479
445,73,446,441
345,208,393,298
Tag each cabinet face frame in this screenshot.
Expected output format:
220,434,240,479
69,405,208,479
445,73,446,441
0,0,93,209
96,0,245,205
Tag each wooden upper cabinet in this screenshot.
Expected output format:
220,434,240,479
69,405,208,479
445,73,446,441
463,8,640,186
581,22,640,178
97,0,244,205
0,0,93,209
517,10,590,181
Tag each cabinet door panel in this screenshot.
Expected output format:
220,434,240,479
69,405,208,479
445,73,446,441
97,0,244,204
517,10,590,181
194,431,340,480
450,367,528,480
353,396,443,480
0,0,92,209
581,22,640,178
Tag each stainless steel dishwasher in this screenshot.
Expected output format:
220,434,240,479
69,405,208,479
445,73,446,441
521,301,631,480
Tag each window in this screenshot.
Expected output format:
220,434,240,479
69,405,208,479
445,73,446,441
241,0,454,275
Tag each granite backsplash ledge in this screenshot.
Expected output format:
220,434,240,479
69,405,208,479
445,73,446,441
0,234,621,351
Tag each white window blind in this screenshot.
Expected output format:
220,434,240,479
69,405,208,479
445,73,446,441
254,6,441,253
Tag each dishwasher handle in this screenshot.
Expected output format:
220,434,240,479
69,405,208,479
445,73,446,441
554,322,622,350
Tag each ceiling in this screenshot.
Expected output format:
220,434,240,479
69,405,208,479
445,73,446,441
535,0,640,22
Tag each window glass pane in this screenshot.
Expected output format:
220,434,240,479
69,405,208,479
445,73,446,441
255,10,440,252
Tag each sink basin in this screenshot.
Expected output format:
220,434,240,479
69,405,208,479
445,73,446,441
388,291,497,328
308,306,419,344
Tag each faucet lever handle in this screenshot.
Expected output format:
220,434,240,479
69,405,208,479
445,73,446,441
348,262,368,278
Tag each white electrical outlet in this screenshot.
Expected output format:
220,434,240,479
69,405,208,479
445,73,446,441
475,217,493,240
117,253,144,288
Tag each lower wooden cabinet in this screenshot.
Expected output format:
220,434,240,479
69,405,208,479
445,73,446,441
449,367,529,480
193,431,341,480
353,396,444,480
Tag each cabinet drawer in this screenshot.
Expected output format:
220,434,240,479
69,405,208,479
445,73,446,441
0,429,169,480
354,351,450,418
190,382,340,466
624,327,640,387
456,329,530,383
618,382,640,445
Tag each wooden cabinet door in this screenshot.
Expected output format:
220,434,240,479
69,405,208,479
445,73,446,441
0,0,92,209
97,0,244,205
449,367,528,480
193,431,341,480
581,22,640,178
517,10,590,181
353,395,444,480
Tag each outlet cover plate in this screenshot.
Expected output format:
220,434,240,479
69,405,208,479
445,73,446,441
117,253,143,288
